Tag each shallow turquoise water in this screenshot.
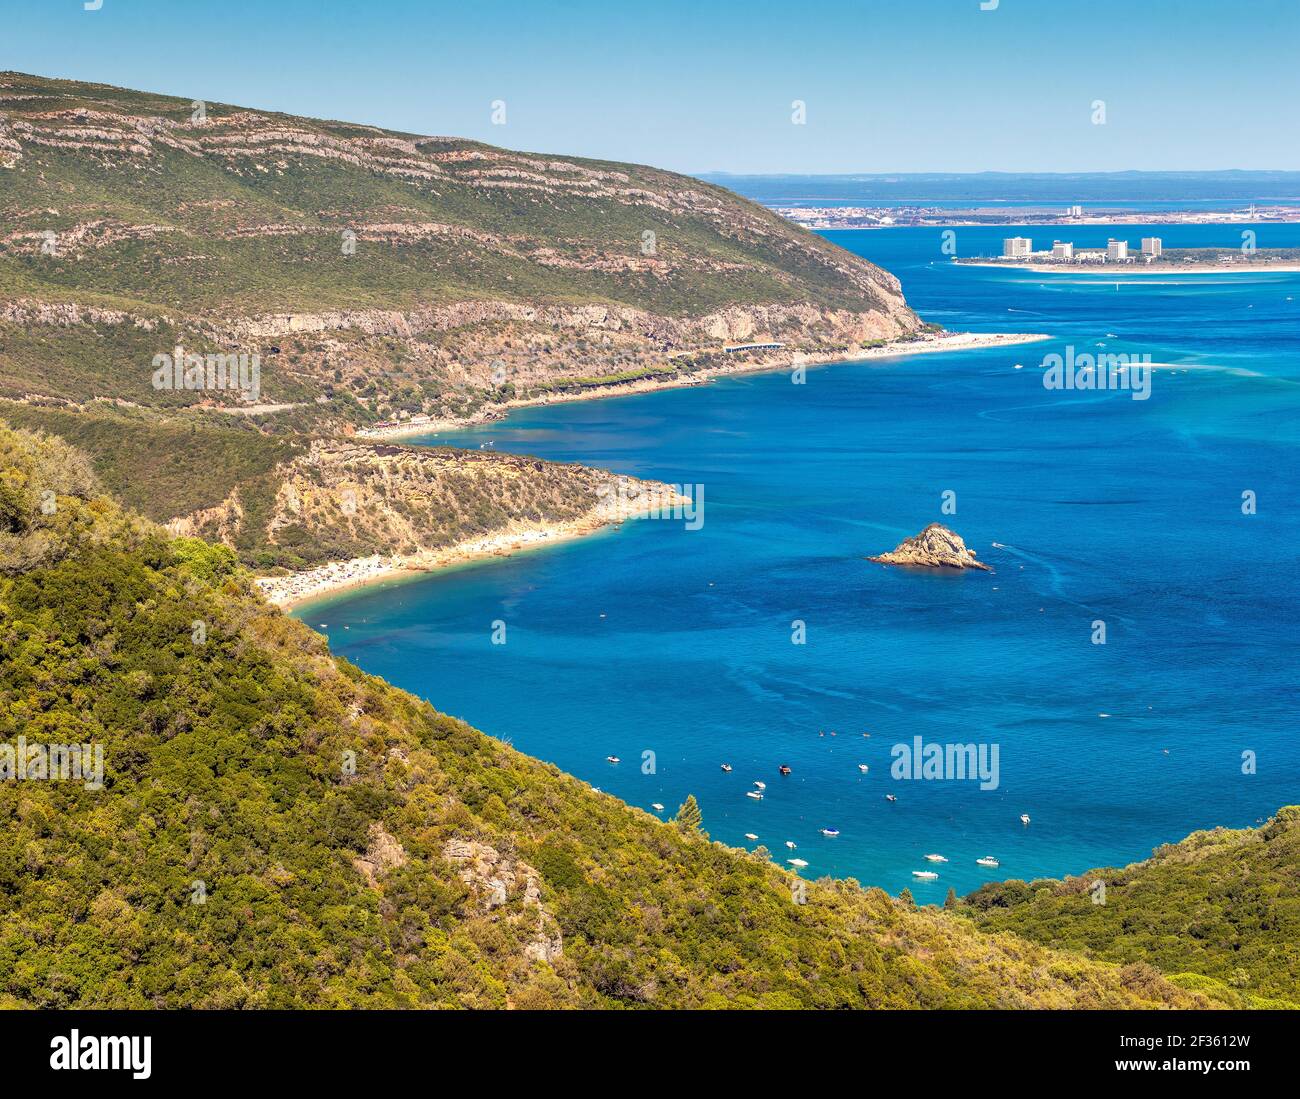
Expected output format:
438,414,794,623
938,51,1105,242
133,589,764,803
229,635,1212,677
301,224,1300,896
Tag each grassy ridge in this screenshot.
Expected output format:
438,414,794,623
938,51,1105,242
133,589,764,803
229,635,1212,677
0,400,296,524
0,71,903,319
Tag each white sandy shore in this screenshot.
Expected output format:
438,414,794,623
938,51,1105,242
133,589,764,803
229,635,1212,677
265,331,1046,608
955,260,1300,276
257,484,692,611
355,330,1051,440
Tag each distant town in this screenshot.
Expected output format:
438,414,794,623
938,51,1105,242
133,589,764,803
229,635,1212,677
989,234,1168,264
954,235,1300,272
775,203,1300,230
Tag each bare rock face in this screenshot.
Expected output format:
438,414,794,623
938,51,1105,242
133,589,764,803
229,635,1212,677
868,524,991,571
352,823,408,886
443,839,563,963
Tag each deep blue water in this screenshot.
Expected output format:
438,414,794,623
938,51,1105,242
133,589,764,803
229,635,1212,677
300,223,1300,897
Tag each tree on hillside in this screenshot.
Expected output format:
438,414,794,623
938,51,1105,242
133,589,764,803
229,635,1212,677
675,794,703,833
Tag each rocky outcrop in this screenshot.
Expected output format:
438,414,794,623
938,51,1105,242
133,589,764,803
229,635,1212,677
0,297,162,330
443,839,563,964
868,524,991,571
166,487,244,544
209,298,912,348
223,437,683,567
352,823,408,886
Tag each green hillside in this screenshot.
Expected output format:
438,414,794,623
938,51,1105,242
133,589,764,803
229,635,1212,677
960,810,1300,1008
0,423,1220,1009
0,70,917,414
0,74,894,316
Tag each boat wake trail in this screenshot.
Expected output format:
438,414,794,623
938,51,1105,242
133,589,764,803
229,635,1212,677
991,540,1072,600
993,541,1137,625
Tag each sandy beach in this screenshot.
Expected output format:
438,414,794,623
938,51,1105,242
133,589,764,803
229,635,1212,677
266,331,1045,608
257,483,693,610
355,330,1051,440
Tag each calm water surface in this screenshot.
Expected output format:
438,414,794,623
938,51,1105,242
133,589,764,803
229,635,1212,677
300,223,1300,895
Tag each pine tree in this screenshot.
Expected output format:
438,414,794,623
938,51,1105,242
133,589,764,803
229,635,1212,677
944,887,958,909
675,794,703,833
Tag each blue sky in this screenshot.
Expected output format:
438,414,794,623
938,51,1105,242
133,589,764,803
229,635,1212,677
2,0,1296,174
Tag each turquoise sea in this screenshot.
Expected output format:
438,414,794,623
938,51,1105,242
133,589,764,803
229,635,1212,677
300,223,1300,896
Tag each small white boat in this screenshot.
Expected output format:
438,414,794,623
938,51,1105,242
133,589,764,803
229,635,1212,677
651,803,665,811
923,853,947,863
788,858,808,868
744,833,759,841
785,841,797,849
720,763,732,772
885,794,897,802
753,780,766,790
1020,813,1031,825
821,828,840,837
976,856,1000,868
912,870,939,881
746,791,764,800
857,764,869,773
606,756,620,764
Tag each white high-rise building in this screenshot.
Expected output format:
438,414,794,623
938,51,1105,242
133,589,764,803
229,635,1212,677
1003,237,1032,258
1141,237,1163,257
1067,205,1083,217
1107,239,1129,261
1052,241,1074,260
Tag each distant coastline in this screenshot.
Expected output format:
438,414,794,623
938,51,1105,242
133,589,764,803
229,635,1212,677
356,330,1051,440
278,331,1048,605
771,207,1300,232
953,259,1300,275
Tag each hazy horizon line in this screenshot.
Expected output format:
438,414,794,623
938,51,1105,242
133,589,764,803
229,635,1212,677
697,169,1300,179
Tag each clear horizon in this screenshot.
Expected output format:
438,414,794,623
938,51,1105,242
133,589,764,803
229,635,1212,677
3,0,1296,175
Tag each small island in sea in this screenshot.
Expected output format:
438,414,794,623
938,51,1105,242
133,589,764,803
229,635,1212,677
868,524,991,570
